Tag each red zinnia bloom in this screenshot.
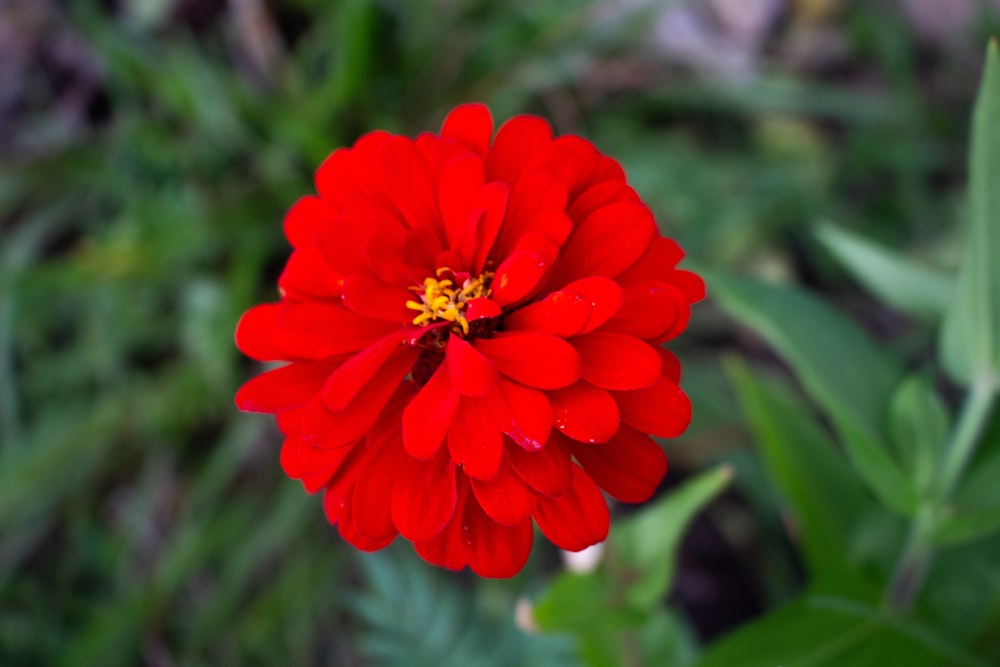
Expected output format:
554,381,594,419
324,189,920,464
235,104,704,578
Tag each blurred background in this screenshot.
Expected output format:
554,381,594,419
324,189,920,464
3,0,1000,665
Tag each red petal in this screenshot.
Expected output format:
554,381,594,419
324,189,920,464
613,377,692,438
473,182,510,273
413,477,471,571
507,431,572,497
487,115,553,185
448,397,503,480
379,136,439,230
659,348,682,383
302,353,415,448
278,246,343,301
440,103,494,156
340,194,408,239
470,456,539,526
351,428,407,541
341,271,414,322
572,332,662,390
490,234,560,307
391,449,458,541
278,302,398,359
548,380,620,444
563,276,624,334
416,131,472,183
549,202,656,286
413,512,467,571
285,195,338,247
533,464,610,551
313,148,356,208
568,181,638,223
617,237,685,284
670,269,706,303
338,495,396,552
462,497,534,578
571,424,667,503
314,223,374,276
486,379,553,451
438,153,486,265
503,289,594,337
603,281,688,340
280,436,304,479
321,334,408,411
402,224,444,274
464,297,502,322
362,236,410,286
446,336,498,397
523,136,598,197
402,364,460,459
493,171,568,261
292,441,354,492
315,133,392,207
321,452,364,523
520,209,573,245
236,359,342,413
475,333,581,390
235,304,286,361
591,155,627,183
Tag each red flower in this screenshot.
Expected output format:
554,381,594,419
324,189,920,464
235,104,704,578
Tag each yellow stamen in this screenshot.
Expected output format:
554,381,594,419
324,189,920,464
407,271,493,335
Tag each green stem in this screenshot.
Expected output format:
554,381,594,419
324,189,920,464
884,506,935,611
938,374,998,499
884,374,997,611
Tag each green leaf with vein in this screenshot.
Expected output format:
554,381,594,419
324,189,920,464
725,357,880,593
941,40,1000,385
707,271,914,515
816,223,953,320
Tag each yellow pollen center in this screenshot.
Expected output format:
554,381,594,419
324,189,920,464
406,269,493,335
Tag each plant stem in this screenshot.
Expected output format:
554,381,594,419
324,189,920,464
884,506,935,612
884,374,997,611
938,374,998,499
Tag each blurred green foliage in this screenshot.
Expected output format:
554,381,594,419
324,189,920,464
3,0,1000,665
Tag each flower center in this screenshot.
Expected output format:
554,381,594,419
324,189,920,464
405,268,493,335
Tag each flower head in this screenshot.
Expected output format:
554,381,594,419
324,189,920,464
235,104,704,578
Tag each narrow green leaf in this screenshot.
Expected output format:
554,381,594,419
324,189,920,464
697,595,989,667
613,465,732,609
888,375,950,496
725,357,878,593
941,40,1000,385
707,271,914,515
816,223,953,319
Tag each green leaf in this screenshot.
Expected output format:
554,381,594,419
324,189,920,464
696,595,989,667
941,40,1000,385
613,465,732,609
707,271,914,515
816,223,953,320
725,357,879,593
887,375,950,496
636,610,699,667
532,573,624,632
